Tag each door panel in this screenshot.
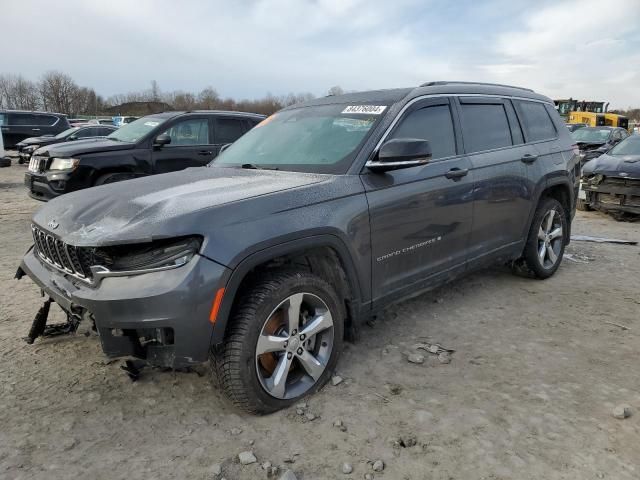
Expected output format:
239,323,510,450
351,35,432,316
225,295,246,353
362,97,474,304
456,98,534,261
152,117,215,174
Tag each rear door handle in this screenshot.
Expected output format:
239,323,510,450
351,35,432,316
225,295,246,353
445,168,469,180
521,154,538,164
197,150,212,155
32,128,40,131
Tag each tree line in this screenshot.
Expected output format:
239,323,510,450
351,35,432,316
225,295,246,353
0,71,342,117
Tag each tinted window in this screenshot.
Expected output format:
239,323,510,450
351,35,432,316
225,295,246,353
75,127,96,138
390,104,456,159
0,113,7,126
215,118,246,144
162,118,210,146
515,101,556,142
460,103,512,152
9,113,37,125
34,115,57,126
98,127,115,136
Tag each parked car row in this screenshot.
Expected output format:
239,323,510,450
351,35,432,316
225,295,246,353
17,81,581,413
16,125,118,164
23,110,264,200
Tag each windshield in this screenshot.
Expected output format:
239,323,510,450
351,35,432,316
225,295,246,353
55,127,79,139
572,128,611,143
609,136,640,156
212,104,388,174
107,116,167,143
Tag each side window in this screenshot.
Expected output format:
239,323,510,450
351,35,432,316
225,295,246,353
215,118,247,144
10,113,37,125
35,115,57,126
459,103,512,152
0,113,7,126
161,118,210,146
515,100,557,142
73,128,89,138
99,127,114,136
390,104,456,160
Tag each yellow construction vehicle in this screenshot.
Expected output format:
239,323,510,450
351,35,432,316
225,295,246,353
603,113,629,130
568,111,606,127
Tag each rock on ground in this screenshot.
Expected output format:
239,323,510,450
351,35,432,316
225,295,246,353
612,405,632,419
238,451,257,465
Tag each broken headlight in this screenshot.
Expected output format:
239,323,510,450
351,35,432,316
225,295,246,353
95,236,202,273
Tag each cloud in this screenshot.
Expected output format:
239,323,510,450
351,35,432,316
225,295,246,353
2,0,640,108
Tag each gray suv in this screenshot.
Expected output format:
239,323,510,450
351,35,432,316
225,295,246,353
17,82,579,413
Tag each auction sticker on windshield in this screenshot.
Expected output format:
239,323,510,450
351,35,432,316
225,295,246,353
342,105,387,115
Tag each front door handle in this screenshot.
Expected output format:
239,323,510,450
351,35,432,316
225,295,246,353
445,168,469,180
521,154,538,164
32,128,40,131
197,150,212,155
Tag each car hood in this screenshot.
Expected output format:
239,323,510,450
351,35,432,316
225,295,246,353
22,136,56,145
41,138,134,157
583,153,640,179
32,166,333,247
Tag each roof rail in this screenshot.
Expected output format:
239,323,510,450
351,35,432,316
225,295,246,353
420,81,534,92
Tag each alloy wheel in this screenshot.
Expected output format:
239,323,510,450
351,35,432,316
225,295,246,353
537,209,563,269
255,292,334,399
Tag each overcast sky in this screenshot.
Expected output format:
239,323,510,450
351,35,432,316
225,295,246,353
4,0,640,108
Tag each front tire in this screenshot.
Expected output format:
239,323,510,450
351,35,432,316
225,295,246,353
520,197,567,279
211,270,344,414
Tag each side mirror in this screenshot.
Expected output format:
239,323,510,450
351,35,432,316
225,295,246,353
366,138,432,173
154,133,171,147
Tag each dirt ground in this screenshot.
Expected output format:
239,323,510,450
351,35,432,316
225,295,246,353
1,159,639,480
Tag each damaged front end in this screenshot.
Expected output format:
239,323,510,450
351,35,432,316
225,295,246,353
17,226,230,369
581,154,640,216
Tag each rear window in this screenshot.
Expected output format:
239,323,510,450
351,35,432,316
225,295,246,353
460,103,512,153
215,118,246,144
515,100,556,142
34,115,57,126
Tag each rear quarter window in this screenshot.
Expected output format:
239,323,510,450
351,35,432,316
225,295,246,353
515,100,557,142
459,103,512,153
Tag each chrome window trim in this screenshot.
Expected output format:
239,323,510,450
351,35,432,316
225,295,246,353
366,93,555,168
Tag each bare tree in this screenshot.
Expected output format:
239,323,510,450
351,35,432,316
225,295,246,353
0,74,40,110
327,85,344,96
39,71,78,113
197,87,220,109
150,80,161,102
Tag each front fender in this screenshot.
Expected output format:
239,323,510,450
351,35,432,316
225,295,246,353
210,233,364,345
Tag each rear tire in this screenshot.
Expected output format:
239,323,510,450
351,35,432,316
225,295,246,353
518,197,567,279
0,158,11,168
211,270,344,414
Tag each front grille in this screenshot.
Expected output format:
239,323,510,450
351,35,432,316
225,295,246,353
28,155,49,173
604,177,640,188
31,225,94,281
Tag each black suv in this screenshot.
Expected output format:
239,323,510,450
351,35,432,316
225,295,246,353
18,82,578,413
1,110,70,149
16,125,118,163
24,110,265,201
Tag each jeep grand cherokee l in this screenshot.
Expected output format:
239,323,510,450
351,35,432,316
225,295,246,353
24,110,265,201
17,82,579,413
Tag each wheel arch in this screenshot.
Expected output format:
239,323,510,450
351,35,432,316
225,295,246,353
526,176,574,244
211,235,364,346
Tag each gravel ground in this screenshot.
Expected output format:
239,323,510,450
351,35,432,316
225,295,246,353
1,159,639,480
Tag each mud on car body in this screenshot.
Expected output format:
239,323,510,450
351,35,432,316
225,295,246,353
18,82,579,413
580,135,640,216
